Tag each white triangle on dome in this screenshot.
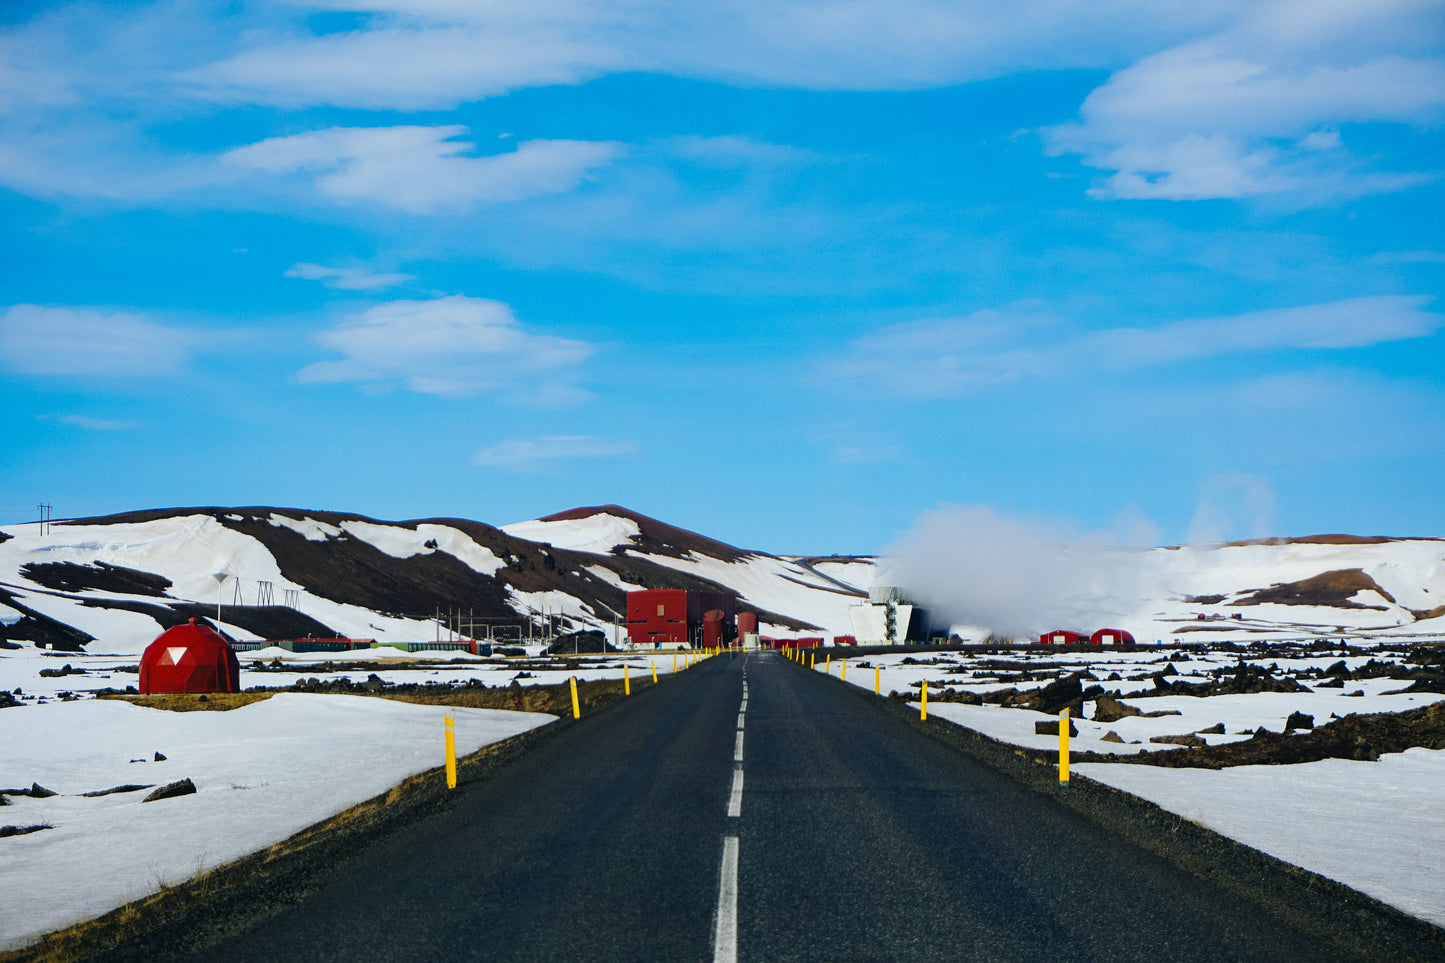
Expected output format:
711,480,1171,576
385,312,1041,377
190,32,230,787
165,646,188,664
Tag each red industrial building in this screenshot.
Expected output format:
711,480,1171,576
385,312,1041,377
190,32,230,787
140,618,242,694
626,589,735,648
1090,628,1136,646
1038,630,1090,646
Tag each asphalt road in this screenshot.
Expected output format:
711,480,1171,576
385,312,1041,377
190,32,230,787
197,651,1358,962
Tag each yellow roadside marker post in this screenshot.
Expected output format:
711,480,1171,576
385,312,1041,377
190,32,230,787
841,660,846,682
809,651,815,669
444,715,457,789
625,665,631,695
570,676,581,719
921,681,928,721
874,665,880,694
652,661,658,683
825,654,831,675
1059,708,1071,785
673,653,677,673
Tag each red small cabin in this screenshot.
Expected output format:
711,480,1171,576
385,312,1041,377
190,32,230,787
140,618,241,694
1090,628,1135,646
1039,630,1090,646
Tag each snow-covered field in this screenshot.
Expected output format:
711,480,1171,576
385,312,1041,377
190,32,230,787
0,694,555,951
827,645,1445,928
0,645,683,706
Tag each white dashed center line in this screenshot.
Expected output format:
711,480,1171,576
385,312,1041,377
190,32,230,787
727,767,744,818
713,835,740,963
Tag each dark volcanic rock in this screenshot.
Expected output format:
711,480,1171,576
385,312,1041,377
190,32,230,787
1150,734,1207,747
1024,672,1088,715
81,784,156,797
1093,694,1143,723
1146,660,1309,698
1284,711,1315,731
1034,719,1078,737
143,779,197,803
545,630,619,655
1079,700,1445,769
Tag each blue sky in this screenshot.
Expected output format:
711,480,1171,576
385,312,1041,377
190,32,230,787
2,0,1443,554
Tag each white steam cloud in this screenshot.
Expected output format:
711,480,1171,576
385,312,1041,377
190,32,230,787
877,504,1149,640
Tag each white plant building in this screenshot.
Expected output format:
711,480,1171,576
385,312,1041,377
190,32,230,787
849,586,930,645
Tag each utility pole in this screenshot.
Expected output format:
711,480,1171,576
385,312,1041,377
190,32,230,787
37,504,52,535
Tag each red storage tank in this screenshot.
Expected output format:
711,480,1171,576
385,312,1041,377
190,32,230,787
1091,628,1136,646
1039,630,1089,646
140,618,241,694
703,609,726,647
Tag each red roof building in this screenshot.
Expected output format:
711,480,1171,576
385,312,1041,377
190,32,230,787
1090,628,1136,646
626,590,735,647
139,618,242,694
1039,630,1090,646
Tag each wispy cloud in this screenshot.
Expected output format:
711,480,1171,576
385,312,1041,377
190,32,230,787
44,414,140,431
1045,0,1445,201
221,126,625,213
1371,249,1445,265
285,263,414,290
0,305,193,377
297,294,595,399
472,435,637,472
184,20,628,110
824,295,1442,397
178,2,1231,109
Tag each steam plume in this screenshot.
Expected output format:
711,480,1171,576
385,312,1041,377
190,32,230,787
877,504,1147,639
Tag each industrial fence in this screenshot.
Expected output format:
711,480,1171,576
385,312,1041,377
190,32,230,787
231,639,493,656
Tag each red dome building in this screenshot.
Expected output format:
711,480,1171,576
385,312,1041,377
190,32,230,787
139,618,242,695
1090,628,1136,646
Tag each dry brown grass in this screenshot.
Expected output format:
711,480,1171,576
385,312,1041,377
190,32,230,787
96,674,641,717
95,691,275,712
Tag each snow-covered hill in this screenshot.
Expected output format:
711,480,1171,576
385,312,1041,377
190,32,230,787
1,505,1441,654
0,505,871,654
1094,536,1445,644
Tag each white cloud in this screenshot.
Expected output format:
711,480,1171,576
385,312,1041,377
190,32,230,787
472,435,637,472
821,305,1060,399
825,295,1442,397
1083,295,1443,368
50,414,139,431
181,2,1239,108
285,263,414,290
1371,249,1445,265
222,126,624,213
1045,0,1445,201
297,294,594,399
185,21,627,110
0,305,192,377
